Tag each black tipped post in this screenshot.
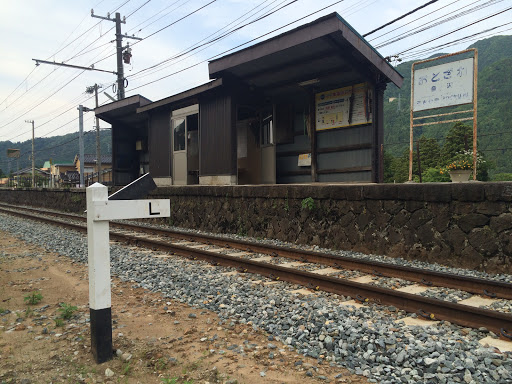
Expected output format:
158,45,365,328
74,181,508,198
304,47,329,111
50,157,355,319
90,308,113,363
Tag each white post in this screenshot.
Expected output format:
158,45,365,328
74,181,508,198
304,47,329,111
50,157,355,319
86,183,112,363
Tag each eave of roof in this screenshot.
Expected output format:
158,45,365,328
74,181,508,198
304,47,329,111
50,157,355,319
209,12,403,88
137,78,223,114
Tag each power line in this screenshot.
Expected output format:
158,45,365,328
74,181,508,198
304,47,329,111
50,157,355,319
399,22,512,61
0,70,87,130
376,0,505,50
126,0,152,19
364,0,439,37
392,5,512,57
126,0,298,80
367,0,463,42
126,0,344,93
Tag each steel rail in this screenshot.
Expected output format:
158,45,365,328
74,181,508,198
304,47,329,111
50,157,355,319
1,206,511,335
1,203,512,300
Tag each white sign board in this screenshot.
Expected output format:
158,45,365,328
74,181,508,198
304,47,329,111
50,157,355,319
413,57,474,112
298,153,311,167
91,199,171,221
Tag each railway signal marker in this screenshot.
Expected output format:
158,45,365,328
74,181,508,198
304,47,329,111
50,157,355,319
86,176,169,363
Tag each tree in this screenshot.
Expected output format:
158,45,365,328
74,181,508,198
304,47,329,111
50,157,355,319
440,122,472,165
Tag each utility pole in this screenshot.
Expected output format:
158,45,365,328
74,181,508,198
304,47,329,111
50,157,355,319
86,84,102,182
95,85,102,183
78,106,87,188
91,10,141,100
25,119,35,187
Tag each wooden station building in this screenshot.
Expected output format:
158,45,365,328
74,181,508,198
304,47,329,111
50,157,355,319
95,13,403,187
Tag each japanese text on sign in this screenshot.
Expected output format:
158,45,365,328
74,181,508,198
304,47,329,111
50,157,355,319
315,83,372,131
412,57,474,112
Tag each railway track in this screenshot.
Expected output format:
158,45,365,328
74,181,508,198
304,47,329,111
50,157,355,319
1,202,511,338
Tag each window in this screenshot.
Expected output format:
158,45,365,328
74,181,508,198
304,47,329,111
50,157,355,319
261,115,273,146
173,118,185,151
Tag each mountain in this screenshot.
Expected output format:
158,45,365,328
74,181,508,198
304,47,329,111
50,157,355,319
0,130,112,175
383,35,512,175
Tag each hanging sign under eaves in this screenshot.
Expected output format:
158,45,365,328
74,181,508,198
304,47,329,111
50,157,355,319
315,82,372,131
412,57,474,112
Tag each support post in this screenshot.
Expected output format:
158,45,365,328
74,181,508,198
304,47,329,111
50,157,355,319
31,121,35,187
472,49,478,181
86,184,113,363
25,120,35,187
115,13,125,100
94,85,102,183
78,106,85,187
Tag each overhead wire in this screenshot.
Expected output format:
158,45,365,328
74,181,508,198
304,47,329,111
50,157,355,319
126,0,191,35
126,0,292,80
375,0,506,49
399,22,512,61
126,0,344,93
391,5,512,57
91,0,219,66
363,0,439,37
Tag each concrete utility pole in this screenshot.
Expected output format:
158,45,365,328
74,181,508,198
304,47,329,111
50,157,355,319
78,106,87,187
86,84,102,182
95,85,102,183
115,13,125,100
25,119,35,187
91,10,141,100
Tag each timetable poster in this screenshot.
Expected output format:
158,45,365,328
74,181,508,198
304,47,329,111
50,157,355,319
315,83,372,131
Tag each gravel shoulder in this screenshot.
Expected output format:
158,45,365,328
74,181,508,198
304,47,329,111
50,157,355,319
0,228,363,384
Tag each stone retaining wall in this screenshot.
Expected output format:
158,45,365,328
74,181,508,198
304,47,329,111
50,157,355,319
1,183,511,274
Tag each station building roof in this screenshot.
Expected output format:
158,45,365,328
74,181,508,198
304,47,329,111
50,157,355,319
208,12,403,96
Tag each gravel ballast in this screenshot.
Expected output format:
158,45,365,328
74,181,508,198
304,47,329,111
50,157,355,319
1,212,511,384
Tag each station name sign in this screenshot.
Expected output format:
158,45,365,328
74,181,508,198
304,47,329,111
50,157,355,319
413,57,474,112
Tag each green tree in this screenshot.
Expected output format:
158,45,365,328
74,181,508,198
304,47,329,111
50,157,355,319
417,136,441,170
440,122,472,164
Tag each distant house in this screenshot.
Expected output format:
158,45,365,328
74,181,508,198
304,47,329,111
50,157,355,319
13,167,51,187
73,154,113,185
50,163,76,187
41,161,51,172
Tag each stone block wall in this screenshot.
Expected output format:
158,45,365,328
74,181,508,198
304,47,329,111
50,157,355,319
1,183,511,274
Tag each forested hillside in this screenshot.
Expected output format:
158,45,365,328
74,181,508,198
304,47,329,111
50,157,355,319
383,35,512,177
0,130,111,176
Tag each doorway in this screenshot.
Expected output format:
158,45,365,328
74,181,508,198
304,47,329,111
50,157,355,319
171,105,199,185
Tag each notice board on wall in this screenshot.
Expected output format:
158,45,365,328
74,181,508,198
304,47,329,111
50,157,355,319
315,83,372,131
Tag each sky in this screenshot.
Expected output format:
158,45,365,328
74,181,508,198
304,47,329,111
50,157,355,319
0,0,511,146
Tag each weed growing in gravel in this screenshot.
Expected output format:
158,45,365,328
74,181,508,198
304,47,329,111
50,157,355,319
155,357,168,371
24,291,43,305
121,361,132,375
24,307,34,318
58,303,78,319
160,377,178,384
54,318,64,327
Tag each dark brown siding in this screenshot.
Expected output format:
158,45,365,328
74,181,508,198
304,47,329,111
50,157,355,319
148,110,171,177
200,95,236,176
